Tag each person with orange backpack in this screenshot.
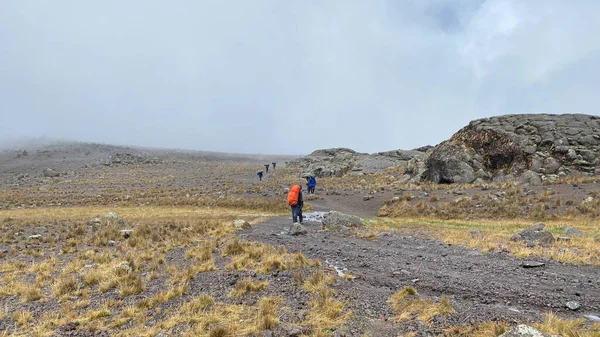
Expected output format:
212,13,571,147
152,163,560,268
287,184,304,224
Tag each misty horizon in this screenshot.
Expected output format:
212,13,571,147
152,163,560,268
2,1,600,155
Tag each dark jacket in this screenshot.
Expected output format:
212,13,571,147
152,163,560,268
297,190,304,208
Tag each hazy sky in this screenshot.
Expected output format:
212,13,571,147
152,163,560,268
1,0,599,155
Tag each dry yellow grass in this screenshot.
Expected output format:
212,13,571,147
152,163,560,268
228,279,269,297
0,203,308,336
372,217,600,266
388,286,454,324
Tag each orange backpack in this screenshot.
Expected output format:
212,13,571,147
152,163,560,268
287,185,301,206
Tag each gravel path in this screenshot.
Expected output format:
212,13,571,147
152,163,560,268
240,214,600,335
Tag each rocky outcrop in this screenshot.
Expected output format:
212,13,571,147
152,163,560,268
285,148,425,178
404,114,600,184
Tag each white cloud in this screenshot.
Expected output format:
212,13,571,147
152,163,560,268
1,0,599,154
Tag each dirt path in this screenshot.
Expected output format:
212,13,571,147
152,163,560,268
309,192,395,218
240,215,600,335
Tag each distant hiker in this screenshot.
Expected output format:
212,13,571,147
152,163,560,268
287,184,304,224
264,164,270,173
272,162,276,169
307,174,317,194
257,170,264,181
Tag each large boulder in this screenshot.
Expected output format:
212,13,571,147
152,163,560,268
285,148,424,178
405,114,600,184
322,211,365,230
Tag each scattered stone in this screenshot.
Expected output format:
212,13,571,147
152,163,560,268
108,153,162,166
322,211,365,230
120,230,133,239
33,226,46,234
499,324,551,337
563,227,585,237
43,167,60,177
116,261,132,273
233,219,251,230
557,236,571,242
584,196,594,203
521,261,545,268
470,229,484,239
584,314,600,322
91,217,102,224
28,234,42,240
281,323,303,337
363,195,373,201
289,223,308,236
259,331,273,337
103,212,118,219
108,240,116,246
566,301,581,310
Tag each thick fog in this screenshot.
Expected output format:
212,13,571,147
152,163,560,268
1,0,599,154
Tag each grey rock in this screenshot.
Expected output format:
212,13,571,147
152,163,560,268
521,261,545,268
281,324,304,337
566,301,581,310
543,157,561,174
470,229,484,239
584,314,600,322
103,212,118,219
233,219,251,230
322,211,365,230
519,170,542,186
91,217,102,224
108,240,116,246
116,261,132,273
28,234,42,240
33,226,46,234
363,195,373,201
426,143,475,184
556,236,571,242
289,223,308,236
499,324,551,337
564,227,585,237
43,167,60,178
511,223,555,245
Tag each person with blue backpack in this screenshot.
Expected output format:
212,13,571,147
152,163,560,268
307,173,317,194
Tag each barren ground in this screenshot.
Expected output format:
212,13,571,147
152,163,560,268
1,143,600,337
